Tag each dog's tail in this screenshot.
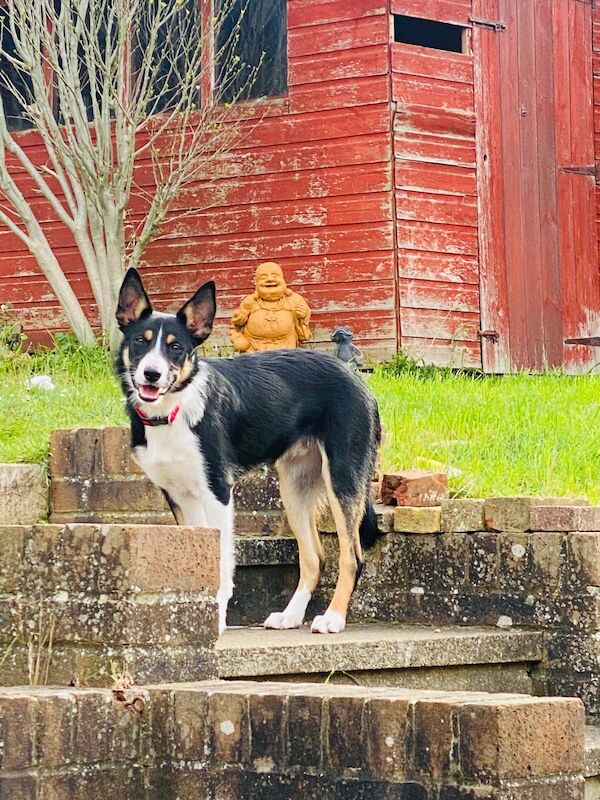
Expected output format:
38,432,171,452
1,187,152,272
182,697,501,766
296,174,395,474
359,404,383,550
359,498,381,549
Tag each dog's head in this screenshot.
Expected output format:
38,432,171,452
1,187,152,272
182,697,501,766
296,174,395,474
116,268,216,406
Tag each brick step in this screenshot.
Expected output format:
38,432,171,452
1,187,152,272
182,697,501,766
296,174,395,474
0,681,585,798
215,624,544,696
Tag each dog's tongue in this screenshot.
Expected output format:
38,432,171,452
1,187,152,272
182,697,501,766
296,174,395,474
139,384,160,401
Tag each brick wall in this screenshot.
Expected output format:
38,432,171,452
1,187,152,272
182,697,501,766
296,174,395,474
0,681,586,799
313,500,600,719
0,523,220,686
49,427,290,535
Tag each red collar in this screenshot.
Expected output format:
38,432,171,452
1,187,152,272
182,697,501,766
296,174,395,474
134,404,181,427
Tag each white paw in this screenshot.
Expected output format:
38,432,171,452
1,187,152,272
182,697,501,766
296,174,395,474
264,610,304,630
310,610,346,634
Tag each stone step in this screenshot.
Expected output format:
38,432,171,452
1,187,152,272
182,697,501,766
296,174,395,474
586,726,600,788
216,624,544,696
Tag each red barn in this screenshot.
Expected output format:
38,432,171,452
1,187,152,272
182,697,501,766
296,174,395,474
2,0,600,372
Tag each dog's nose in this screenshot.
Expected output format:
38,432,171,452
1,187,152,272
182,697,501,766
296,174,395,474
143,368,161,384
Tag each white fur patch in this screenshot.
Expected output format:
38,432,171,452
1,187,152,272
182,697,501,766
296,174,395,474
264,585,311,630
311,610,346,634
133,369,234,633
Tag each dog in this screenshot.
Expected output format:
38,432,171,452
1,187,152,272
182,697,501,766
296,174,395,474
116,268,382,634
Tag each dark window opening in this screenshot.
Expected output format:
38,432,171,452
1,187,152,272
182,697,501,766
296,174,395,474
0,8,34,132
134,0,202,115
394,15,465,54
215,0,287,104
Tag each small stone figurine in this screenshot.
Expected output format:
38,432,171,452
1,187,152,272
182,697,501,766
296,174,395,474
331,325,363,370
230,261,312,352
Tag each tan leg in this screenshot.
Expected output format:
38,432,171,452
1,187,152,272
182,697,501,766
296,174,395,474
265,443,325,629
312,447,363,634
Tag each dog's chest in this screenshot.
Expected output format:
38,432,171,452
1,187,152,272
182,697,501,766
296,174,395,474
134,423,208,499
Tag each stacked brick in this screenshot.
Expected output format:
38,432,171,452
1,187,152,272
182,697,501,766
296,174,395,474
0,681,586,799
49,427,289,535
0,523,220,686
316,496,600,718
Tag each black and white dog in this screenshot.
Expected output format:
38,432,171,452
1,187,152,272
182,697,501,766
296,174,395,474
116,268,382,634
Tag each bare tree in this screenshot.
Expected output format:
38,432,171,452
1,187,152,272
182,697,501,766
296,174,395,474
0,0,273,347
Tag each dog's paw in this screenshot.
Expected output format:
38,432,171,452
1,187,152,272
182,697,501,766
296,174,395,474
264,610,304,630
310,611,346,634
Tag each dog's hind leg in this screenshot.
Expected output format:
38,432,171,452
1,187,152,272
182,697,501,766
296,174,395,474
265,443,325,629
311,446,364,634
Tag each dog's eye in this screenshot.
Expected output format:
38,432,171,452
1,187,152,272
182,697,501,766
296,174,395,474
134,336,145,346
170,342,182,353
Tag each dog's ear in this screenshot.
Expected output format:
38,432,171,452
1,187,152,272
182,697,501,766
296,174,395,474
177,281,216,343
116,268,152,330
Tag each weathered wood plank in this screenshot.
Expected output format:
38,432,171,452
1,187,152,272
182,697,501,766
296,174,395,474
289,44,389,85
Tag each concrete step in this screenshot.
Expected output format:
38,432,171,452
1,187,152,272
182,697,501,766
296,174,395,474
586,726,600,798
216,624,544,695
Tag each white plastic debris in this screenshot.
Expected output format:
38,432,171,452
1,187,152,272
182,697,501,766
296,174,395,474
27,374,55,390
496,615,513,629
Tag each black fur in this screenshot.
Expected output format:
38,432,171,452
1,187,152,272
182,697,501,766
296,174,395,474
116,269,383,546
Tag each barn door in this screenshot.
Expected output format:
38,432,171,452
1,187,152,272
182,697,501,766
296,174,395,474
473,0,600,372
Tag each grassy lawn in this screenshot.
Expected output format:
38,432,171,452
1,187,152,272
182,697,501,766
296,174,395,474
0,338,125,463
2,339,600,501
371,363,600,502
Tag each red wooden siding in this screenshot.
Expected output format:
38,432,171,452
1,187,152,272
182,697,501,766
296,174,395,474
391,1,483,368
475,0,600,372
0,0,396,358
2,0,600,372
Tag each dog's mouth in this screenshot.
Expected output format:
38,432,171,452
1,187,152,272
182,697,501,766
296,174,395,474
137,383,162,402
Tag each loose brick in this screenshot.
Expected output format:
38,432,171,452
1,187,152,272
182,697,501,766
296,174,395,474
568,533,600,587
468,534,498,590
366,697,410,777
74,692,115,764
497,533,530,592
327,696,365,770
394,506,441,534
435,534,470,592
529,506,584,532
208,692,248,765
411,699,456,779
0,695,36,770
375,504,395,533
458,697,585,781
380,471,448,507
441,499,485,533
50,480,84,515
87,478,166,513
100,426,130,477
529,533,564,592
0,776,37,800
249,693,287,769
98,525,220,594
0,464,48,524
287,694,323,768
48,428,74,479
0,526,26,592
173,689,208,761
575,506,600,532
72,428,103,478
35,694,75,768
144,688,173,760
485,497,588,532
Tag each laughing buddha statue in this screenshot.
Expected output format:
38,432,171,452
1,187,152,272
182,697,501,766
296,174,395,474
230,261,312,352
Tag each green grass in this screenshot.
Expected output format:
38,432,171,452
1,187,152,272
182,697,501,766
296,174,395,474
2,337,600,501
370,360,600,502
0,335,125,463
